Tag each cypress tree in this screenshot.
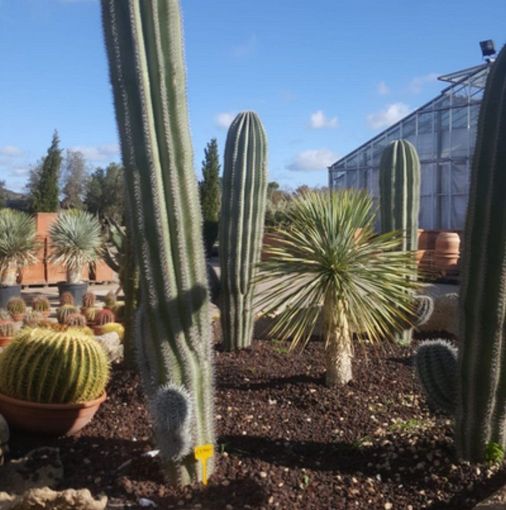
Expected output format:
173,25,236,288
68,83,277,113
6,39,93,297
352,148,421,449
31,131,62,212
200,138,221,256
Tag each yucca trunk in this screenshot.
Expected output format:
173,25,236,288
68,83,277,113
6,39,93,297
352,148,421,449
0,262,17,286
324,299,352,386
67,267,83,284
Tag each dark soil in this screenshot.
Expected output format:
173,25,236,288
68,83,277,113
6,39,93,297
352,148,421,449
8,336,506,510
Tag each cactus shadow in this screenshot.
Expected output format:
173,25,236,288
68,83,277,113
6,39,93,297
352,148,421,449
219,373,323,391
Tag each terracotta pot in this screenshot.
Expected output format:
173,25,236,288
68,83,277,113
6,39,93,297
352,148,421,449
434,232,461,272
417,229,439,250
0,336,12,348
0,392,106,436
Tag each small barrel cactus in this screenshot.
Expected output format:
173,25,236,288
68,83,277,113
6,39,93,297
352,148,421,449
32,296,50,314
23,311,44,328
57,305,79,325
7,297,26,317
64,313,87,328
97,322,124,341
414,339,457,414
104,291,116,309
0,327,110,403
60,291,75,306
82,292,96,308
95,308,115,326
82,307,98,324
0,321,14,338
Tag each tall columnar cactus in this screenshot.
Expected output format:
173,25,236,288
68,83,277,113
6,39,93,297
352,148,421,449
379,139,420,253
456,46,506,461
219,112,268,351
379,139,420,344
101,0,215,484
0,327,110,403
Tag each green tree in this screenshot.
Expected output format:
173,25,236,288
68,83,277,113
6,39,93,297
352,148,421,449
199,138,221,256
31,131,62,212
61,150,89,209
0,180,6,208
84,163,125,222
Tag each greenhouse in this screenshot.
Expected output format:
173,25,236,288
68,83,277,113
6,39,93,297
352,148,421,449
328,62,491,230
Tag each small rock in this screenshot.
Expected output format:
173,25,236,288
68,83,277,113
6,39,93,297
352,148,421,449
259,471,268,479
384,503,393,510
0,487,107,509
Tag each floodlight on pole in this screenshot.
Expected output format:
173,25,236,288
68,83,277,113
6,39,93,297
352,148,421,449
480,40,496,62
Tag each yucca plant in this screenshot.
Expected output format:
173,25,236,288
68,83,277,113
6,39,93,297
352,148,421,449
48,210,103,284
257,190,417,386
0,209,37,286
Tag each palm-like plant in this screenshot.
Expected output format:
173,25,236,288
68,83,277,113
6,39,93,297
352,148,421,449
257,190,417,386
49,210,103,284
0,209,37,286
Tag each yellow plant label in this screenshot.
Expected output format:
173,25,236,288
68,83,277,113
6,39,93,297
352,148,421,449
194,444,214,485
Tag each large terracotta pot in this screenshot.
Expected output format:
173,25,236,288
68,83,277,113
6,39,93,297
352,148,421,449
416,249,434,276
417,229,439,250
0,392,106,436
434,232,461,273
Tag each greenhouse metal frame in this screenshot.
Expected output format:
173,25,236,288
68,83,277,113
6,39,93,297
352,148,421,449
328,63,490,230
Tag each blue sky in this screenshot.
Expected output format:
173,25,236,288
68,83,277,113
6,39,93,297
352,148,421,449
0,0,505,192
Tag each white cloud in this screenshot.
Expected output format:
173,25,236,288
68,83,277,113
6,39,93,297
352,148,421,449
409,73,439,94
377,81,390,96
231,35,257,58
215,112,236,129
367,102,411,130
69,143,120,161
287,149,338,172
0,146,23,157
309,110,339,129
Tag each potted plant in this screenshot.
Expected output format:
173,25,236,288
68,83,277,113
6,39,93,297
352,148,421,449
48,210,103,305
0,321,15,348
0,209,37,308
0,327,110,435
32,296,51,318
7,297,26,322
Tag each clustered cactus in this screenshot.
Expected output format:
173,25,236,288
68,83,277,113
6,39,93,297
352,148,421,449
415,45,506,461
0,327,110,403
102,0,215,484
219,112,268,351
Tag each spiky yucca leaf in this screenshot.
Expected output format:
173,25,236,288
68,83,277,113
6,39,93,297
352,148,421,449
257,190,416,384
49,210,103,284
0,209,38,286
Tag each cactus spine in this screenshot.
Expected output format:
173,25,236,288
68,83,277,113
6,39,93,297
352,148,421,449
379,140,420,344
0,327,110,403
415,339,457,415
219,112,268,351
102,0,215,484
456,46,506,461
